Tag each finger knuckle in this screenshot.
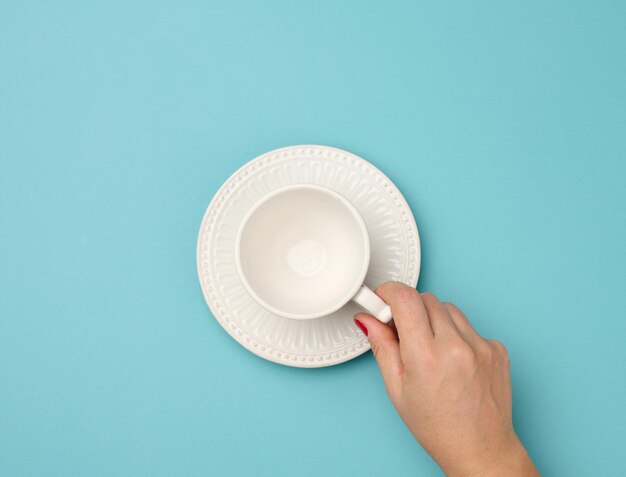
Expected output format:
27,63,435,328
370,342,392,365
448,341,475,364
375,280,402,297
488,339,510,363
421,291,438,302
370,342,383,360
442,302,460,317
394,286,418,304
489,339,507,353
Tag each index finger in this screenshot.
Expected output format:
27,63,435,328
375,282,434,348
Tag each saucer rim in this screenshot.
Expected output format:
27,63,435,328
196,144,421,368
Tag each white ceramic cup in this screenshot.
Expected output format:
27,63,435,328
236,184,392,323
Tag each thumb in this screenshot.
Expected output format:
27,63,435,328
354,313,403,397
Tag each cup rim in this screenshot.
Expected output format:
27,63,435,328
235,183,371,320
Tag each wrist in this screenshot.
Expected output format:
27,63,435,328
440,434,539,477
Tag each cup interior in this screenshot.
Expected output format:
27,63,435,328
236,185,370,319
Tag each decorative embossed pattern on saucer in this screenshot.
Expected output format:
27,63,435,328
197,145,420,367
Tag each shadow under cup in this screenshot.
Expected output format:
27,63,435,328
236,185,370,320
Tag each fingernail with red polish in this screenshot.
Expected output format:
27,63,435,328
354,318,368,336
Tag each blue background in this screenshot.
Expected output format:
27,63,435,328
1,1,625,476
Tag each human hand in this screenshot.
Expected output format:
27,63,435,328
354,282,539,477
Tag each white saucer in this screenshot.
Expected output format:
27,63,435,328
197,145,420,367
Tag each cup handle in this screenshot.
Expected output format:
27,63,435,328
352,285,392,324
